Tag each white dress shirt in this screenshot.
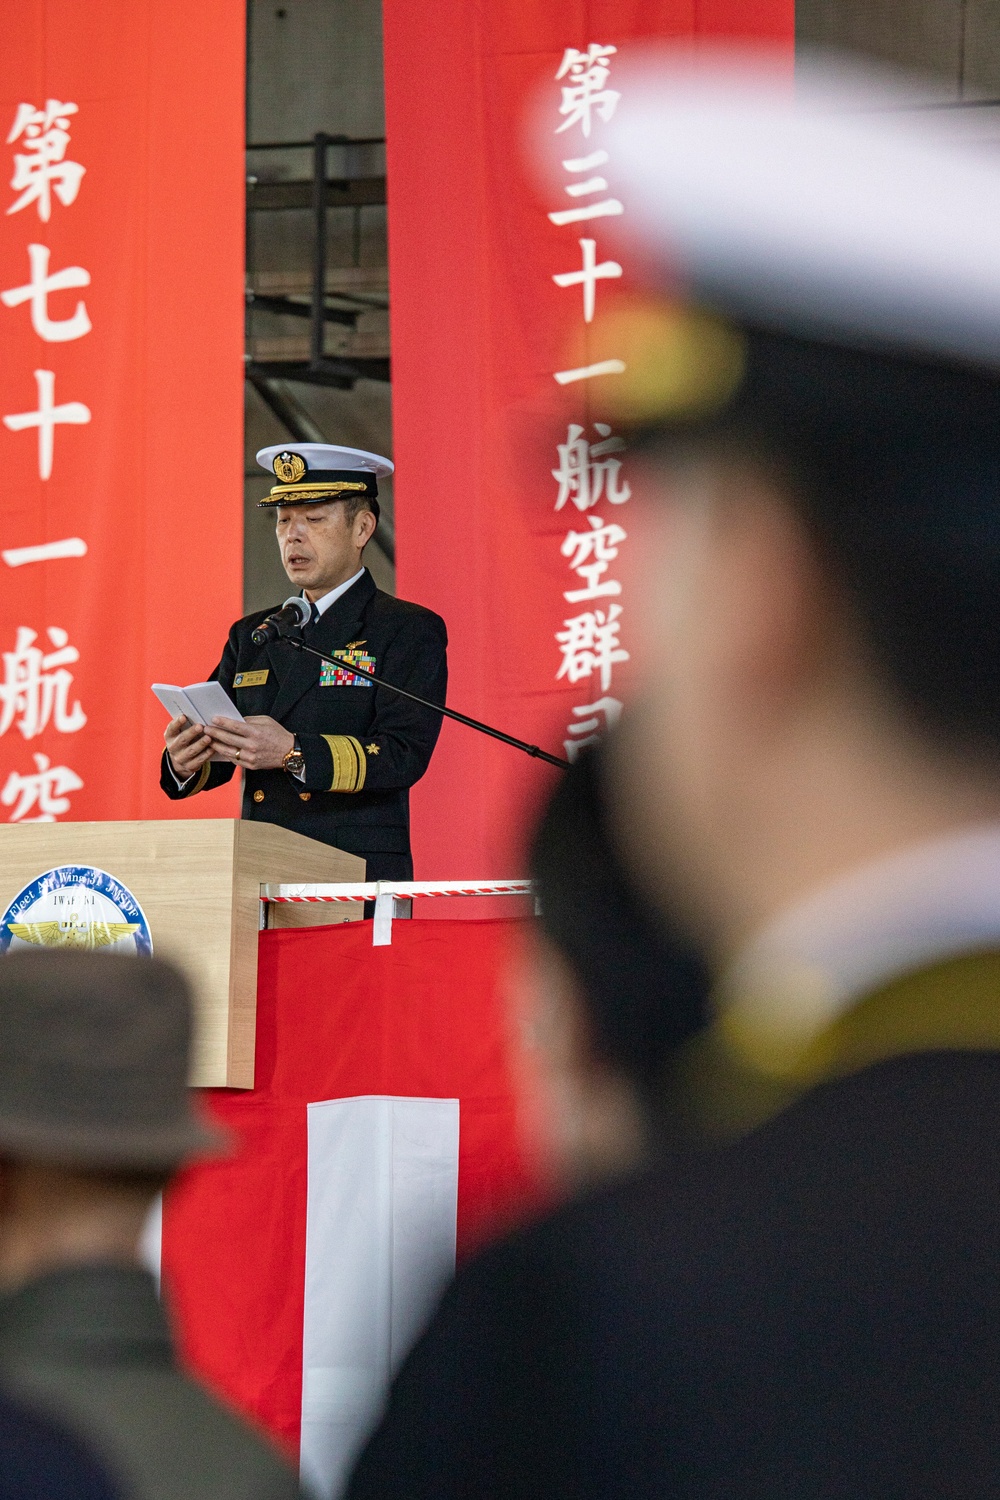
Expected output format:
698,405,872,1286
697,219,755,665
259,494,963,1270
309,567,365,617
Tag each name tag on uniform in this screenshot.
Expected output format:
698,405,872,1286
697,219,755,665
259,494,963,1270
233,670,269,688
320,648,375,688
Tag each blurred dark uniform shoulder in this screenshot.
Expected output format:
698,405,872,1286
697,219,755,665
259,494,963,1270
160,568,447,880
0,1382,123,1500
0,1264,302,1500
346,982,1000,1500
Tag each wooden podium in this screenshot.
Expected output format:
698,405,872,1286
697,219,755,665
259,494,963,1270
0,820,364,1089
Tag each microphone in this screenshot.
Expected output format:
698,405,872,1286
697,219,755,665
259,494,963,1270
251,595,312,646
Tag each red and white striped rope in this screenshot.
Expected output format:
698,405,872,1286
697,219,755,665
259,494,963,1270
261,880,533,903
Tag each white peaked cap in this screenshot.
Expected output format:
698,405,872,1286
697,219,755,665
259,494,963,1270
256,443,393,477
600,49,1000,370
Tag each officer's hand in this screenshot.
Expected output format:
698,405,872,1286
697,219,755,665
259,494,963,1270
207,715,295,771
164,715,214,780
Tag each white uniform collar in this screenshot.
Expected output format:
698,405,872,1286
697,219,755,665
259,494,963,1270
307,567,366,618
721,823,1000,1051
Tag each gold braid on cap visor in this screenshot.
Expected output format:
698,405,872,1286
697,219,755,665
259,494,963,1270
259,481,370,508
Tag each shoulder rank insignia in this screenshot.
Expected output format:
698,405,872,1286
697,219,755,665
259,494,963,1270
366,743,380,755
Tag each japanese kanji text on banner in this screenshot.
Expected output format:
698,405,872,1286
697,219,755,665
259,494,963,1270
384,1,793,880
0,1,243,826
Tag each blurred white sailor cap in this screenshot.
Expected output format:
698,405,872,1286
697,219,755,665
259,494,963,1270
597,49,1000,374
256,443,393,509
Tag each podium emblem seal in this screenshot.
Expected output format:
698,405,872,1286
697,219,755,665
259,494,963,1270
0,866,153,955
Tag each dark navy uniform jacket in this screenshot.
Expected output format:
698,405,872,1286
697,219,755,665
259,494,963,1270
160,570,447,863
348,1046,1000,1500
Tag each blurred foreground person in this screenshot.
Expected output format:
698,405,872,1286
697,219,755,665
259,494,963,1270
347,749,710,1498
0,952,301,1500
348,53,1000,1499
525,744,709,1186
0,1388,121,1499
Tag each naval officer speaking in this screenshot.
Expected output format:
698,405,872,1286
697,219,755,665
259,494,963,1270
161,444,448,882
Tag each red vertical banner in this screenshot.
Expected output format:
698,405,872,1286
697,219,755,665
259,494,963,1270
384,0,794,880
0,0,244,827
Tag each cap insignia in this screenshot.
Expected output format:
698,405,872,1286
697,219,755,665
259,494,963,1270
273,451,307,484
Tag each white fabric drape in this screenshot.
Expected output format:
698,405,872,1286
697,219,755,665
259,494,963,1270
300,1095,460,1498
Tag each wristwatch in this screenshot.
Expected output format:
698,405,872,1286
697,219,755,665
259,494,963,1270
282,738,306,777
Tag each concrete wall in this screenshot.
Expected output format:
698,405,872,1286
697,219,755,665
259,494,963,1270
248,0,384,143
797,0,1000,96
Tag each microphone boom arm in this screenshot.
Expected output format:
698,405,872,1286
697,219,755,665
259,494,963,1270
280,630,570,770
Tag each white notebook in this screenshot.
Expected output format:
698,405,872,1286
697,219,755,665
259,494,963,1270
151,681,243,729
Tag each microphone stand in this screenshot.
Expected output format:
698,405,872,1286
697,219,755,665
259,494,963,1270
278,627,570,770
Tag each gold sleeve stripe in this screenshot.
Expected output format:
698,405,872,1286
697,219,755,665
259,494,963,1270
187,762,212,796
353,736,367,792
322,734,368,793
